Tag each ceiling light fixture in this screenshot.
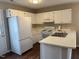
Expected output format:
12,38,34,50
32,0,39,4
29,0,42,4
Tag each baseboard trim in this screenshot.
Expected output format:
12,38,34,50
0,50,11,56
6,50,11,53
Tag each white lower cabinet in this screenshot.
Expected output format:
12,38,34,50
0,37,7,56
40,44,72,59
0,9,8,56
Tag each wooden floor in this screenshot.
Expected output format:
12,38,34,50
0,43,79,59
72,47,79,59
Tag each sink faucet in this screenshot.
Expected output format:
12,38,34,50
58,25,62,31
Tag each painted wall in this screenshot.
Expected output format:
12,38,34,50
35,3,79,46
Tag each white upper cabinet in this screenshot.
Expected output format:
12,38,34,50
32,14,37,24
31,14,36,24
35,13,44,24
35,11,54,24
43,11,54,22
24,12,32,17
6,9,72,24
24,12,35,24
54,9,72,24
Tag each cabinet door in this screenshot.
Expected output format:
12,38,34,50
25,12,30,16
54,10,63,24
0,10,7,56
32,14,36,24
43,11,54,22
36,13,44,24
0,37,7,56
42,12,50,22
35,12,54,24
17,11,24,17
50,11,54,22
61,9,72,23
54,9,72,24
24,12,35,24
30,13,36,24
35,14,39,24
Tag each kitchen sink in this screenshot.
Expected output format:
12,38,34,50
51,32,68,37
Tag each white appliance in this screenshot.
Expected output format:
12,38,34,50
41,27,55,39
8,16,33,55
0,9,7,56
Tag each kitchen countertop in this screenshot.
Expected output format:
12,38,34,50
39,29,76,49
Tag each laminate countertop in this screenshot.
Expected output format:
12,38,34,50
39,29,76,49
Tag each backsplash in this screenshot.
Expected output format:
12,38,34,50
32,23,73,30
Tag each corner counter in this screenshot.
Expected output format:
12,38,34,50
39,30,76,59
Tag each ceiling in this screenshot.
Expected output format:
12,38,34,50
0,0,79,9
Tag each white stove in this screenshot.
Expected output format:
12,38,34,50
41,27,55,39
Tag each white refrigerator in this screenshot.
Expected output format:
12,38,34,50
8,16,33,55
